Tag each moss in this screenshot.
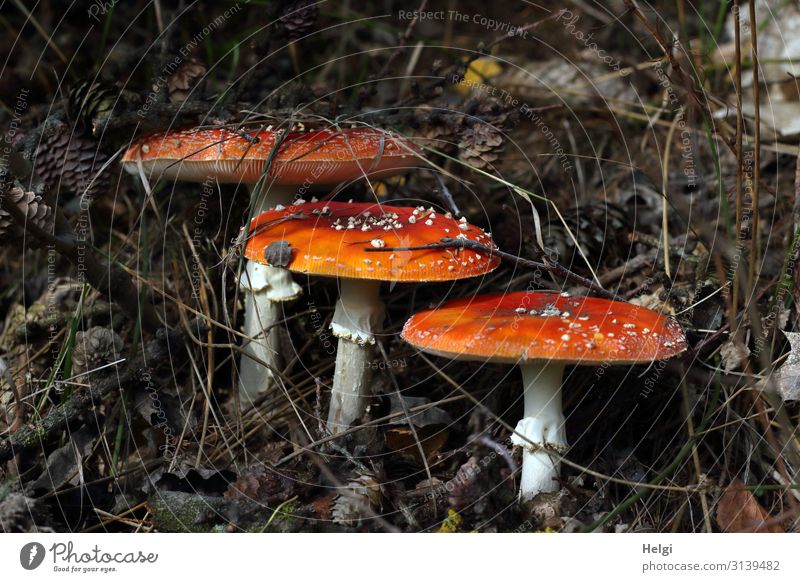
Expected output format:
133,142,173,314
150,491,303,533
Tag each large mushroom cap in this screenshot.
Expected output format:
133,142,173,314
121,127,421,184
242,201,501,282
401,291,687,365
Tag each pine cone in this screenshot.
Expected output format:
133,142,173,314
414,106,463,149
331,472,382,527
168,58,206,103
72,326,123,377
458,123,504,169
463,95,517,127
68,81,117,129
418,122,459,148
1,303,49,384
0,185,53,242
28,121,110,202
279,1,319,40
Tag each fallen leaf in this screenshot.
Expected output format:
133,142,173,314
145,463,236,496
716,479,783,533
720,338,750,373
773,331,800,402
387,393,451,428
29,426,96,493
722,1,800,84
225,464,304,505
385,426,449,463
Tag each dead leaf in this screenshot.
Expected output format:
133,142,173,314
773,331,800,401
145,462,236,496
225,464,304,504
722,1,800,84
29,426,96,493
716,480,783,533
387,393,451,428
385,426,449,463
167,58,206,103
720,338,750,373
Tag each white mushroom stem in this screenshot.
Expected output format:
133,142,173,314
327,278,385,434
509,362,568,500
237,185,302,408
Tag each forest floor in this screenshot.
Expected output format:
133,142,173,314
0,0,798,533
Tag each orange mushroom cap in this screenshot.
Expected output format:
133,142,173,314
121,127,421,184
401,291,687,365
242,201,501,282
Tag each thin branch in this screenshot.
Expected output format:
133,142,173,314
363,236,616,299
0,334,170,464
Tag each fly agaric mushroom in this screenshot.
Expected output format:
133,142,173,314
243,200,500,433
121,127,421,407
401,291,687,500
120,127,420,185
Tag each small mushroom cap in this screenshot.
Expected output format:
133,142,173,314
121,127,421,184
243,201,500,282
401,291,687,365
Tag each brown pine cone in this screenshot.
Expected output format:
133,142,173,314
0,185,53,242
331,472,382,527
67,81,116,129
168,58,207,103
279,1,319,40
458,123,504,169
463,95,518,128
28,120,110,202
414,105,463,149
72,326,123,377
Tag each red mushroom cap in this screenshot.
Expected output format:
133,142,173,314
401,291,687,365
242,201,500,282
121,127,421,184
